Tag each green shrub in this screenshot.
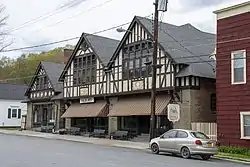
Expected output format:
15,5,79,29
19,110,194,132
218,146,250,156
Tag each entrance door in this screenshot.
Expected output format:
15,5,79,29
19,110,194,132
138,116,150,134
42,108,48,125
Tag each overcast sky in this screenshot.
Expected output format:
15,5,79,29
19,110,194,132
1,0,248,58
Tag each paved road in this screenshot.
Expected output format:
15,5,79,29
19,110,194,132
0,134,247,167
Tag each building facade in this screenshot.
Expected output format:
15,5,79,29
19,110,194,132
60,16,217,136
24,61,68,131
0,83,27,127
214,2,250,147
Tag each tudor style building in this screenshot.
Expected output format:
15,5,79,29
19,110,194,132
59,33,119,132
60,16,217,136
24,61,67,130
214,2,250,147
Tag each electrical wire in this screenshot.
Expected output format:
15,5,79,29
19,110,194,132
1,14,153,53
9,0,87,33
33,0,117,33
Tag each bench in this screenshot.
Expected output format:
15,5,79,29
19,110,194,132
89,129,106,138
41,125,54,133
110,130,129,140
67,127,81,136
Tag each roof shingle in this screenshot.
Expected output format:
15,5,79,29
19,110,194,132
0,83,27,100
41,61,65,92
84,33,120,66
136,16,216,78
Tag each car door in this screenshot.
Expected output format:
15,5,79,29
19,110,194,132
174,130,189,152
158,130,177,152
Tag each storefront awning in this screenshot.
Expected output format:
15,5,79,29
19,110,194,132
108,95,170,117
61,101,108,118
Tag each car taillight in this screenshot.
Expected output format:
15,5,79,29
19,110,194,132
195,140,202,145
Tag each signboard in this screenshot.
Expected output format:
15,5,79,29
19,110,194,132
132,80,144,90
80,97,95,104
80,87,88,96
167,103,180,122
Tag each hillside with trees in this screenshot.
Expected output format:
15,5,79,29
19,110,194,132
0,47,66,85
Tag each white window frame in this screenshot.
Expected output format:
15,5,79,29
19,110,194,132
8,107,21,119
231,50,247,85
240,112,250,140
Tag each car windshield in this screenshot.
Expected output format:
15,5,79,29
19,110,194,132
190,132,209,139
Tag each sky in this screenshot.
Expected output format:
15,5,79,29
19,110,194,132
0,0,249,58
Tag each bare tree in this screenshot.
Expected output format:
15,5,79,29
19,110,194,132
0,5,10,52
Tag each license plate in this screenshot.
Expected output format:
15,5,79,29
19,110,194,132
207,143,212,147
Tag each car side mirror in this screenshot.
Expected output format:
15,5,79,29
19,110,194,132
160,135,164,139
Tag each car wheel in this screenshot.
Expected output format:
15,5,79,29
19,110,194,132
201,155,211,160
151,143,159,154
181,147,191,159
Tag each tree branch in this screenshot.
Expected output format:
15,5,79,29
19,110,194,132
0,4,11,52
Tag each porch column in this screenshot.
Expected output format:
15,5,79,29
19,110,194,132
25,102,33,129
156,116,160,128
65,118,71,129
108,117,118,135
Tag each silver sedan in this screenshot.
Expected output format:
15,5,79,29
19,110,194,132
149,129,217,160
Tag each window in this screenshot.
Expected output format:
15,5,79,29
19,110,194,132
211,93,216,113
73,54,96,85
162,130,177,138
231,50,246,84
176,131,188,138
190,132,209,139
240,112,250,139
7,108,21,119
12,109,17,118
122,41,153,79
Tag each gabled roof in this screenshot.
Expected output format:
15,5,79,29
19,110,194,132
136,16,216,64
84,33,120,65
59,33,119,81
25,61,64,96
108,16,216,79
137,16,216,78
0,83,27,100
41,61,65,92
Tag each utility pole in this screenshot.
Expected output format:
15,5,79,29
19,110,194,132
149,0,159,141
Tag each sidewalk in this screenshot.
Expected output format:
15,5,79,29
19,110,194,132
0,130,149,150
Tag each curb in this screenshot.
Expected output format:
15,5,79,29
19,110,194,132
0,131,148,151
213,156,250,165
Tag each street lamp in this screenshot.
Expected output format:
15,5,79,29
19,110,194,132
116,27,153,43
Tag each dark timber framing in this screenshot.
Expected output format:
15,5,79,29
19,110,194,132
60,17,203,99
25,62,54,100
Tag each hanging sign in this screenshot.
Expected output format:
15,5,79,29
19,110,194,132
167,103,180,122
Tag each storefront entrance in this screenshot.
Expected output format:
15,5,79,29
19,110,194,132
71,117,108,133
32,103,55,128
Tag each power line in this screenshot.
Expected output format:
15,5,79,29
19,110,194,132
1,14,152,53
0,54,224,83
9,0,87,33
34,0,117,33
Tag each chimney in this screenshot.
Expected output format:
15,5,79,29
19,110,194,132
63,48,73,64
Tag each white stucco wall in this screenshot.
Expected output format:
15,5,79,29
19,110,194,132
0,99,27,127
